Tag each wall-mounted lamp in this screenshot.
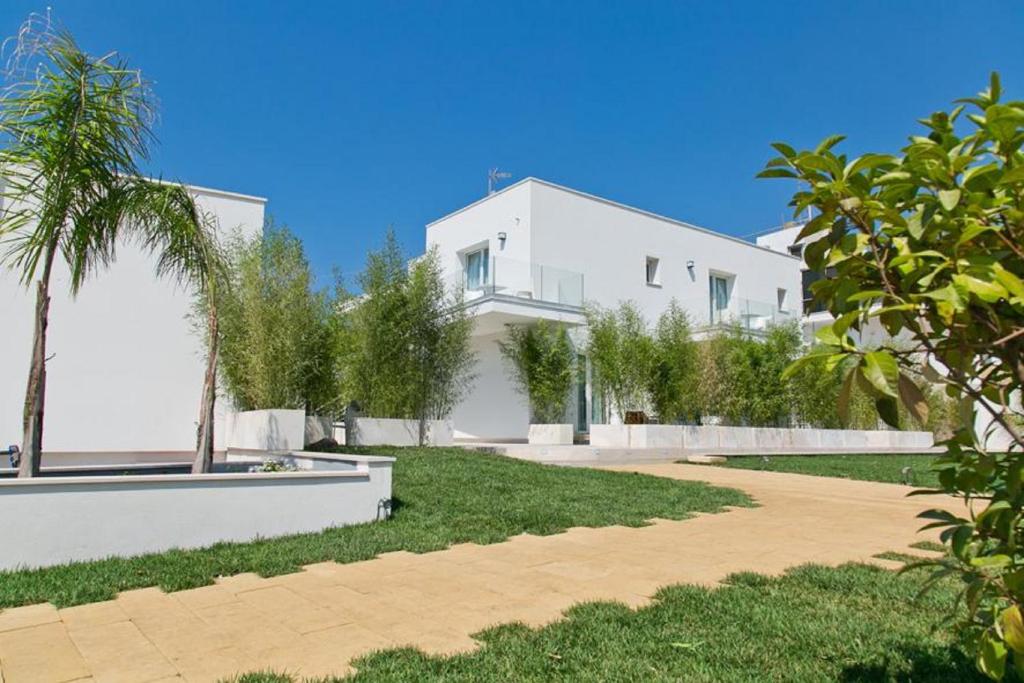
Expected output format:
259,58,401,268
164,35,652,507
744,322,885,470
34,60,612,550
497,231,507,244
686,259,695,270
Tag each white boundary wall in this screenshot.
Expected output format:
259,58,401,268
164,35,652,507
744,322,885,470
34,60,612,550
528,424,574,445
0,452,394,571
347,417,454,446
590,424,933,452
225,409,306,451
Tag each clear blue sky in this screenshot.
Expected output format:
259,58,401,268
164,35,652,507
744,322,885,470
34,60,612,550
3,1,1022,286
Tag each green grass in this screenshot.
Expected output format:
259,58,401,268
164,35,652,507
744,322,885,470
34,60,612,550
226,562,980,682
0,447,749,609
709,453,941,487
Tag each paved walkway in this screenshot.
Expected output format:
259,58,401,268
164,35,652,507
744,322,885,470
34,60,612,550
0,464,963,682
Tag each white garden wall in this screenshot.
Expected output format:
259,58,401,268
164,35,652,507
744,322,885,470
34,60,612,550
0,452,394,571
528,424,574,445
226,409,306,451
590,424,933,452
347,417,454,446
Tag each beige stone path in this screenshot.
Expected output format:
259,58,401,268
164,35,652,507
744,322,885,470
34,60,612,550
0,464,964,683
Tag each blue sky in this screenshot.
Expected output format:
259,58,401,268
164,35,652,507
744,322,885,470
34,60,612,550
2,1,1022,286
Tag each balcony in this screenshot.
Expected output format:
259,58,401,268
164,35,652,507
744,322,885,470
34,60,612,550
454,256,585,335
458,255,584,309
685,296,796,335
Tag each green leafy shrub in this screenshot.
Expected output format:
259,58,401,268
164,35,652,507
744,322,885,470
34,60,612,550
215,222,338,414
585,301,656,420
498,320,576,424
648,301,699,423
338,231,475,440
762,73,1024,679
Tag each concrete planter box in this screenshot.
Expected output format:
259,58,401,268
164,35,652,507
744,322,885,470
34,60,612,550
528,424,574,445
347,417,454,447
0,452,394,571
590,424,683,448
227,409,305,451
304,415,334,445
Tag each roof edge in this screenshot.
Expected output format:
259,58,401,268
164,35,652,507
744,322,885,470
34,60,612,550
428,177,800,261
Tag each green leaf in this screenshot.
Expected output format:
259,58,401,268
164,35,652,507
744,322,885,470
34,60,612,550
971,554,1013,569
897,373,929,425
938,188,961,211
954,273,1007,303
815,134,846,154
837,368,855,423
997,166,1024,186
756,168,798,179
770,142,796,158
976,499,1012,525
863,351,899,398
1001,606,1024,655
875,396,900,428
978,630,1008,680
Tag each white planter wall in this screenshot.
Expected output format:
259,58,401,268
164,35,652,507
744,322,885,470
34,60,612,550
347,417,454,447
590,424,934,452
304,415,334,445
0,452,394,571
528,424,574,445
226,409,306,451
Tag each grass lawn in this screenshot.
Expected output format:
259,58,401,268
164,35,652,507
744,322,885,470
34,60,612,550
709,453,941,487
0,447,749,609
229,562,978,682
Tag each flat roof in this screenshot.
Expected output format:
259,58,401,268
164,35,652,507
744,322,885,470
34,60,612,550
427,177,800,261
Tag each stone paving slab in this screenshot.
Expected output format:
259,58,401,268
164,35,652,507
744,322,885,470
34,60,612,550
0,463,964,682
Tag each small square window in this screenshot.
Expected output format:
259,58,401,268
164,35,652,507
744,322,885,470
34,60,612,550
645,256,661,286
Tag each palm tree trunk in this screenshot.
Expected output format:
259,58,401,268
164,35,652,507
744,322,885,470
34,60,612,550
19,244,58,478
193,305,218,474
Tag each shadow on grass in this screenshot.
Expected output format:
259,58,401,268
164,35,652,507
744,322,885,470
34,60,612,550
839,644,983,682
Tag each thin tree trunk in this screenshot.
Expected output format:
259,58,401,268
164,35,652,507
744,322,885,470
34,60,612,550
19,244,58,478
192,305,218,474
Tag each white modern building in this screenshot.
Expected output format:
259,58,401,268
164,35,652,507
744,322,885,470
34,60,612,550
427,177,803,442
0,183,266,460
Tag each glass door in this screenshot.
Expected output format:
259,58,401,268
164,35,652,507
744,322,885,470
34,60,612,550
465,247,489,290
709,275,729,324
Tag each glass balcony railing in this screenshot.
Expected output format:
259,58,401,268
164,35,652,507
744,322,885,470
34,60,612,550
682,296,796,333
456,255,584,309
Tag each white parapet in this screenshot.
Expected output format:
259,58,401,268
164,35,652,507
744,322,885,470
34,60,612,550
0,452,394,571
590,424,683,448
226,409,306,451
528,424,574,445
347,417,454,447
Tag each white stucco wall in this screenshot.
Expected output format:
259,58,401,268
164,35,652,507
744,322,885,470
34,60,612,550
527,180,803,328
451,332,531,441
0,184,266,454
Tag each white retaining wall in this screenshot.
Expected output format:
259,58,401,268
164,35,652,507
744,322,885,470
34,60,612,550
590,424,933,452
347,417,454,447
226,409,306,451
528,424,574,445
0,452,394,571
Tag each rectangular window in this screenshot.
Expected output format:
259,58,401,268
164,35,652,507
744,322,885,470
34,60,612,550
645,256,661,286
777,288,788,312
465,247,489,290
709,275,730,323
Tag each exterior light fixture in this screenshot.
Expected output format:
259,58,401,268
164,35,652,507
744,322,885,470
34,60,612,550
498,231,507,243
686,259,695,270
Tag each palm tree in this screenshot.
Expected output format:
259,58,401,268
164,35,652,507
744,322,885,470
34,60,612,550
0,15,225,476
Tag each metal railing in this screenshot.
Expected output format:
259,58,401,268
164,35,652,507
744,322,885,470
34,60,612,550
682,296,796,333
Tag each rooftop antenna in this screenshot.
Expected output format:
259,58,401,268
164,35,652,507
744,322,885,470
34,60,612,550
488,168,512,195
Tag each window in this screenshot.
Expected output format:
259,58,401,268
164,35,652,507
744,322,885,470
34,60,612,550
465,247,489,290
645,256,661,286
709,274,730,323
777,288,788,312
788,244,803,258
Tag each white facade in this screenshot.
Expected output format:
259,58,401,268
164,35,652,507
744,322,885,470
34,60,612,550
0,184,266,456
427,178,803,441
